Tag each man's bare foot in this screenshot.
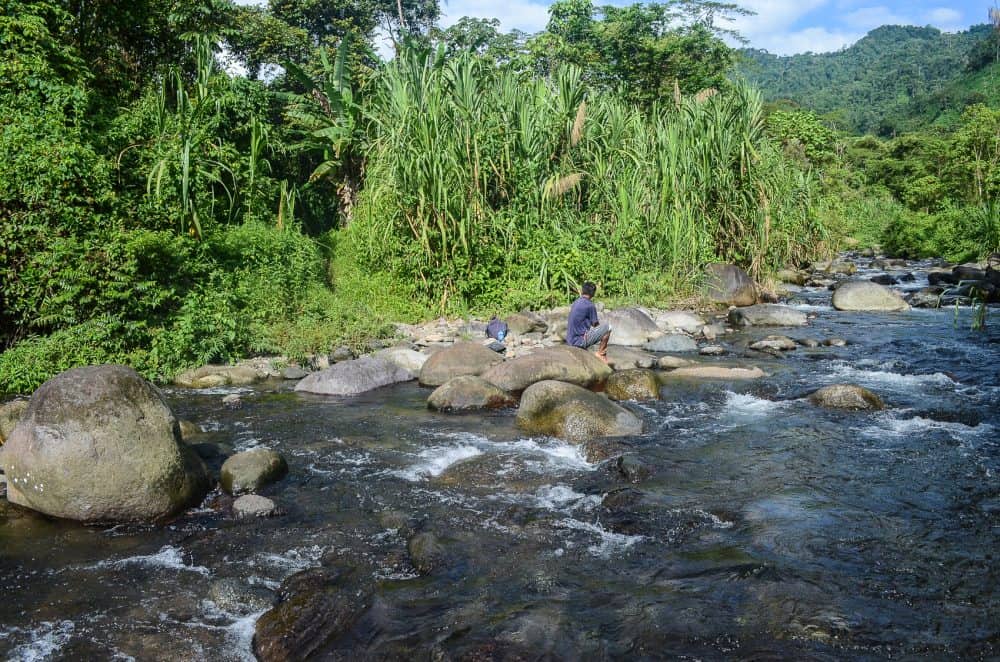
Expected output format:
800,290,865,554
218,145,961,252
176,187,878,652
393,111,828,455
595,351,609,364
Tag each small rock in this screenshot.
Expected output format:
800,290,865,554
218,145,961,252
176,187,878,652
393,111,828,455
728,305,808,327
704,263,757,307
222,394,242,409
796,338,821,348
655,311,706,334
177,420,203,440
233,494,278,519
749,335,797,352
605,346,656,370
407,532,446,575
823,338,847,347
281,366,309,380
643,334,698,353
605,369,661,401
809,384,884,410
701,323,726,341
220,449,288,496
330,346,355,362
609,455,653,483
208,578,276,615
700,345,727,356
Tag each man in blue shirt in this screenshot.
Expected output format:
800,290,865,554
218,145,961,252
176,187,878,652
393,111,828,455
567,282,612,362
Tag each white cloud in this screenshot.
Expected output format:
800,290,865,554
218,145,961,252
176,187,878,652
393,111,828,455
842,6,908,30
439,0,551,34
924,7,964,31
754,26,863,54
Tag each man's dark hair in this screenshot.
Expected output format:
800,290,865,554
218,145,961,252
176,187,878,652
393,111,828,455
581,282,597,297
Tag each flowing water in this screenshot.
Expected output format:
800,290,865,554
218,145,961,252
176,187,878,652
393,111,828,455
2,257,999,660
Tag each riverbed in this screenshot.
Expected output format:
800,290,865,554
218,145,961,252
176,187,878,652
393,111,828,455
2,257,998,660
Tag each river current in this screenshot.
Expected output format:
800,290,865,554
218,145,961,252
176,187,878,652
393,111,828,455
2,257,998,660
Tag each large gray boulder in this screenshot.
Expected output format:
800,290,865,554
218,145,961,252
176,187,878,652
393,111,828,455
808,384,884,410
295,356,414,396
728,304,808,327
373,347,428,375
832,281,910,312
643,334,698,353
0,399,28,444
704,264,756,307
427,376,517,412
1,365,210,522
654,311,705,334
221,448,289,495
506,313,547,335
603,308,660,346
605,369,661,401
516,380,643,442
480,345,612,393
605,346,656,370
418,342,505,387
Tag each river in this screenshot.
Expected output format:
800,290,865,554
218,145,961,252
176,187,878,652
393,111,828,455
2,256,998,660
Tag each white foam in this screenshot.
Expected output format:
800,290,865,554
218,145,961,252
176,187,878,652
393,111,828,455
489,438,595,472
723,391,788,418
92,545,210,576
557,518,645,558
860,414,993,440
5,620,75,661
254,545,325,574
531,485,601,511
789,303,833,311
393,444,483,481
826,363,955,390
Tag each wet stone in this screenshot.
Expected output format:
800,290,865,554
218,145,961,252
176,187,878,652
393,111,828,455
700,345,727,356
208,578,276,616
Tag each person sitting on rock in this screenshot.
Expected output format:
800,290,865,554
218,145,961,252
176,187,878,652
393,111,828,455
567,281,611,362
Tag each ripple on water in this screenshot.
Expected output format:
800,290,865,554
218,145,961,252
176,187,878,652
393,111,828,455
83,545,211,576
556,518,645,558
824,361,956,391
1,620,76,662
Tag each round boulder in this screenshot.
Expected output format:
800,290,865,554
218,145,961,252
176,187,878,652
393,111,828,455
704,264,756,307
295,355,415,396
603,308,660,346
516,380,643,442
1,365,210,522
728,304,808,327
418,342,505,387
221,449,289,495
427,376,517,412
832,281,910,312
605,370,661,401
480,345,611,393
373,347,428,375
808,384,884,410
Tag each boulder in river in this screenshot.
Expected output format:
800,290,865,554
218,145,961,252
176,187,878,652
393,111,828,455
0,399,28,444
776,269,808,286
418,342,505,387
603,308,661,346
605,369,661,401
373,347,428,375
808,384,884,410
704,263,756,307
832,281,909,312
221,448,289,495
174,364,262,389
907,287,943,309
481,345,611,393
1,365,210,522
254,567,372,661
728,304,808,327
209,578,276,616
233,494,279,519
296,355,415,396
516,380,643,441
654,311,705,334
427,376,517,412
750,335,797,352
657,355,694,370
643,334,698,353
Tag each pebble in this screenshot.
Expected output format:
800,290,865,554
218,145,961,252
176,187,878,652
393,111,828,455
823,338,848,347
699,345,727,356
232,494,278,518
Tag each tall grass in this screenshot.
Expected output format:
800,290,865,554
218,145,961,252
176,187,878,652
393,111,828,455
349,50,823,311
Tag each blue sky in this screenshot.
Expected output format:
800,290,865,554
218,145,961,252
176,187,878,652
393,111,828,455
438,0,990,54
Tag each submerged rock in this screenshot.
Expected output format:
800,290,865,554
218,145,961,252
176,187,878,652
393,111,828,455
728,305,808,327
481,345,611,393
427,376,517,412
417,342,505,387
220,449,288,496
704,263,756,307
516,380,643,441
1,365,209,522
407,531,447,575
296,355,415,396
832,281,909,312
605,369,661,401
808,384,884,410
603,308,661,346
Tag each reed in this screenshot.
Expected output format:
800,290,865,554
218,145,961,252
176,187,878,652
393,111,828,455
348,49,823,310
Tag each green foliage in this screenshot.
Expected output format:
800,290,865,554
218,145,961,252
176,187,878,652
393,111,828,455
350,50,823,313
766,109,838,165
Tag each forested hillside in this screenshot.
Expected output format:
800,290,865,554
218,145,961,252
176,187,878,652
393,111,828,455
740,23,996,134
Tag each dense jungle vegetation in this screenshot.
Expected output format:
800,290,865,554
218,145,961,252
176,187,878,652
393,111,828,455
1,0,998,393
